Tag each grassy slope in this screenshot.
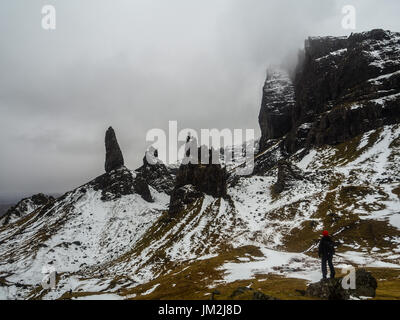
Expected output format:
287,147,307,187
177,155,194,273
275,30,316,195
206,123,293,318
283,126,400,260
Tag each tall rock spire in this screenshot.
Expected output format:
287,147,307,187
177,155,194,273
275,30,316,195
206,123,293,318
104,127,124,173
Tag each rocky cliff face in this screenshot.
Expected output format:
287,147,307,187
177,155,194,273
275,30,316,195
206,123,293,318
258,29,400,155
258,70,295,152
287,29,400,152
168,147,228,215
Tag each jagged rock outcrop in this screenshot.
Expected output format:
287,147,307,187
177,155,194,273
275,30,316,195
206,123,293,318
258,69,295,152
88,127,152,202
168,185,203,215
133,173,153,202
136,149,175,195
306,269,378,300
272,160,304,194
258,30,400,156
89,167,153,202
168,147,228,215
105,127,124,173
175,163,227,198
0,193,55,226
285,29,400,153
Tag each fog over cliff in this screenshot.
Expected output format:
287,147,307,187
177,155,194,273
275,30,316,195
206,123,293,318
1,0,400,199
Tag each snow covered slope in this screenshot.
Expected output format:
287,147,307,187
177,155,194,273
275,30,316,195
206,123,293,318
1,124,399,299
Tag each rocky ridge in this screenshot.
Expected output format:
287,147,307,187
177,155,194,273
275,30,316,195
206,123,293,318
0,193,55,226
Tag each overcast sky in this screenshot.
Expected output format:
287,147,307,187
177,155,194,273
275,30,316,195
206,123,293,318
1,0,400,200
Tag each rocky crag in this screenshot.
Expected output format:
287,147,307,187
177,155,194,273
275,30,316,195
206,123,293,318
0,193,55,226
258,29,400,159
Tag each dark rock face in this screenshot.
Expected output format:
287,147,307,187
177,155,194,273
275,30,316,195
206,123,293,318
91,128,153,201
90,167,152,202
258,70,295,152
304,36,348,60
168,147,228,215
306,278,350,300
258,30,400,156
272,160,304,194
175,163,228,198
133,174,153,202
136,150,175,195
285,29,400,153
105,127,124,173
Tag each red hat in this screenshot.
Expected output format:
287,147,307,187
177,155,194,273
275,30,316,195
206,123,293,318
322,230,329,237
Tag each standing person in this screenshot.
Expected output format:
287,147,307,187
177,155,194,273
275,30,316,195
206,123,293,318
318,230,336,279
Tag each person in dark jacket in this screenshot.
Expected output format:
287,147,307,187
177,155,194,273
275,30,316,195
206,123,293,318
318,230,336,279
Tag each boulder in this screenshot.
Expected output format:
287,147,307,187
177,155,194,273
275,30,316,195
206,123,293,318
133,174,153,203
306,269,378,300
306,278,350,300
350,269,378,298
168,146,228,215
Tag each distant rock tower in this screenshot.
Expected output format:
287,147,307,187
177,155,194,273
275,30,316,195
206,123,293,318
105,127,124,173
